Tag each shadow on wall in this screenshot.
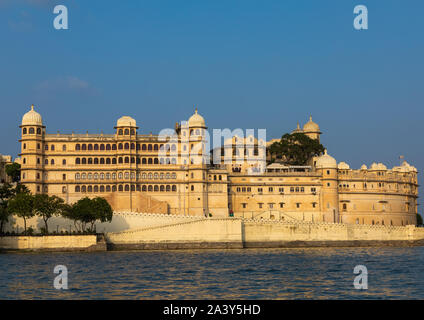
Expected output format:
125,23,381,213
97,215,130,233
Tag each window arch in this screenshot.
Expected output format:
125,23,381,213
75,186,80,192
88,144,93,151
106,144,111,150
172,185,177,192
29,127,35,134
82,144,87,150
124,143,129,150
82,158,87,164
124,129,129,135
23,128,27,135
142,185,147,191
100,144,105,150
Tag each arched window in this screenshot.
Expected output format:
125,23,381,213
124,143,129,150
75,173,80,180
131,185,135,192
100,144,105,150
131,143,135,150
29,127,35,134
23,128,27,135
62,159,66,165
124,129,129,135
154,173,158,179
37,128,41,134
148,144,152,151
88,144,93,150
118,172,123,179
106,158,111,164
142,185,147,191
112,144,117,150
142,158,147,164
125,157,129,164
112,173,116,179
118,157,123,164
82,158,87,164
87,186,93,192
94,186,99,192
112,158,117,164
94,158,99,164
62,145,66,151
51,145,55,151
75,186,80,192
136,185,141,191
100,186,105,192
136,144,141,150
81,186,86,192
94,144,99,150
100,158,105,164
172,173,176,179
76,158,81,165
118,143,123,150
45,144,49,150
88,158,93,164
118,129,123,135
191,185,194,191
136,158,141,164
160,185,165,192
142,144,147,151
154,144,159,151
106,144,111,150
172,185,177,192
51,159,55,165
154,185,159,192
166,185,171,192
118,185,123,192
148,185,153,192
81,173,86,179
148,158,153,164
154,158,159,164
106,186,111,192
82,144,87,150
131,157,135,164
171,144,176,152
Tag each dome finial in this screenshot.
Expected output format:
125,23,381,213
324,149,328,155
195,106,198,114
297,122,300,129
309,115,312,121
31,104,34,111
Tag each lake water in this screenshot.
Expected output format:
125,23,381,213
1,247,423,299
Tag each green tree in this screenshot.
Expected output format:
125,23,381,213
14,183,30,195
5,163,21,183
8,193,34,235
62,197,113,233
0,183,14,233
90,197,113,232
417,214,423,226
268,132,325,166
33,194,65,234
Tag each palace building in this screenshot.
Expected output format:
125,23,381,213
19,105,418,226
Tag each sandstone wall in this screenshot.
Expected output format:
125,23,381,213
0,235,98,251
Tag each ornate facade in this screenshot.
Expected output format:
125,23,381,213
19,105,418,226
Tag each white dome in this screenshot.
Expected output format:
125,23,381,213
377,163,387,170
370,162,379,170
188,109,206,127
302,116,320,132
360,164,367,170
338,162,350,170
316,149,337,169
116,116,137,127
22,105,42,126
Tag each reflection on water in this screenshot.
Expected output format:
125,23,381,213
1,247,424,299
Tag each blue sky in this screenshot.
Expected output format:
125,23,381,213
1,0,423,198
